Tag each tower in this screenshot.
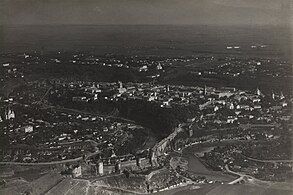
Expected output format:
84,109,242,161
5,108,15,120
117,81,126,94
256,87,261,96
166,85,170,92
189,128,193,137
272,91,275,100
98,161,103,175
118,81,123,89
204,85,207,95
115,161,121,173
94,94,98,100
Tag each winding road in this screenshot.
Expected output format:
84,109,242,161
0,157,83,166
225,165,271,186
0,150,100,166
241,154,293,164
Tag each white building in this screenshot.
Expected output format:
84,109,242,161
72,166,82,178
98,162,104,175
5,108,15,120
23,125,34,133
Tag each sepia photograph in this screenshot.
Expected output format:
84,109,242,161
0,0,292,194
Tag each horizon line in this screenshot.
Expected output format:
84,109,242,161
0,23,289,27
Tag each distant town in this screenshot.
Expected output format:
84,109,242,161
0,50,292,194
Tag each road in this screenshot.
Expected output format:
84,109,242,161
0,149,100,166
48,104,135,124
241,154,293,163
208,123,280,132
225,165,271,186
15,97,136,124
0,157,83,166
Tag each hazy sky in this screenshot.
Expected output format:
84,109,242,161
0,0,292,25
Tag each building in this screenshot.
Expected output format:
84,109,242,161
72,165,82,178
189,129,193,137
139,65,148,72
98,161,104,175
115,161,121,173
148,96,156,101
94,94,98,100
272,91,275,100
166,85,170,92
23,125,33,133
227,103,234,110
72,96,88,102
118,81,126,94
157,64,163,70
256,87,264,97
5,108,15,120
84,84,101,93
187,118,196,123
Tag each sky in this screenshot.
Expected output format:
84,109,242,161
0,0,292,26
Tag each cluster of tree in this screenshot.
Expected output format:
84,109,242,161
48,91,116,115
115,129,149,156
49,88,200,138
25,62,140,83
159,67,292,94
243,138,292,160
114,99,199,138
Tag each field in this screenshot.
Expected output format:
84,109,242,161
155,183,293,195
93,174,147,194
0,171,64,195
206,184,293,195
44,178,91,195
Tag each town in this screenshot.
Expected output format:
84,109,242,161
0,50,292,194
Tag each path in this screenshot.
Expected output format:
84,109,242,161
241,154,293,164
225,165,271,186
0,157,83,166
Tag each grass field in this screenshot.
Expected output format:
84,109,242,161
155,183,293,195
0,171,63,195
93,174,147,193
206,184,293,195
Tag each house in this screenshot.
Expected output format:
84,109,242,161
227,116,238,123
187,118,196,123
84,84,101,93
72,165,82,178
23,125,33,133
5,108,15,120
